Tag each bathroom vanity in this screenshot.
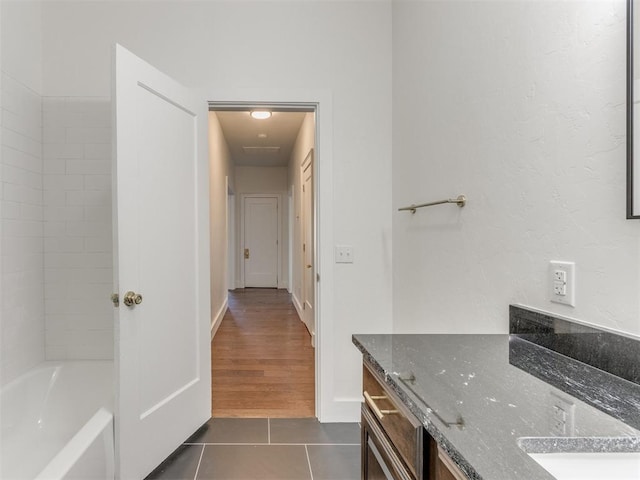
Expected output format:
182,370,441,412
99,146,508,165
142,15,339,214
353,306,640,480
361,360,467,480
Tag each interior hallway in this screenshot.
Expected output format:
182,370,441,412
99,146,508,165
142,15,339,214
211,289,315,418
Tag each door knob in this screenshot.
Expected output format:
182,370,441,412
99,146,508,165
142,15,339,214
123,291,143,307
244,248,250,259
306,264,312,269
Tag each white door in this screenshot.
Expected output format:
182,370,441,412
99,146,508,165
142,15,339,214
244,196,279,288
113,44,210,480
301,150,315,339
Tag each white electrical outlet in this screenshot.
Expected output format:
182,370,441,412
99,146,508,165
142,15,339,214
335,245,354,264
550,261,575,307
549,391,575,436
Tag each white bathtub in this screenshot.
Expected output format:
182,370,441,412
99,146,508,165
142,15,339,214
1,361,114,480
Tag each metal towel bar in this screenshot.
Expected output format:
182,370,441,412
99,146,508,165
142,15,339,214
398,195,466,214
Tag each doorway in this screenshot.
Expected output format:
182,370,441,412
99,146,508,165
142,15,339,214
208,103,318,418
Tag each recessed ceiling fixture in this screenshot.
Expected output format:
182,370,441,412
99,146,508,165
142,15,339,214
250,110,272,120
257,133,268,139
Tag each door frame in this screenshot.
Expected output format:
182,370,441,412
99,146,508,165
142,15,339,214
239,193,283,289
205,91,335,421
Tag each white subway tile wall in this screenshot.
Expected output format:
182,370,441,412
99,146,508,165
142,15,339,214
43,97,113,360
1,72,45,385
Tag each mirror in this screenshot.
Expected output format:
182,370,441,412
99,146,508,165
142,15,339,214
629,0,639,218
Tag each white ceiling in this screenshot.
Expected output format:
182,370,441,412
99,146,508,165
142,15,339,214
215,111,307,167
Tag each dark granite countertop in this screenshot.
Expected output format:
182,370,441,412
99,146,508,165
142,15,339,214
352,333,640,480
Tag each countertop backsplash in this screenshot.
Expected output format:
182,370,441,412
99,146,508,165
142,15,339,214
509,305,640,430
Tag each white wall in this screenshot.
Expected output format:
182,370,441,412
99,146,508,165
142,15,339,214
392,0,640,336
235,165,289,289
42,0,393,421
0,1,45,385
235,166,287,193
1,0,42,94
288,113,315,316
42,97,113,359
209,112,235,334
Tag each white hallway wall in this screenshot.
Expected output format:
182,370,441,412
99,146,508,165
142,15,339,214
288,113,315,322
42,0,393,420
392,1,640,337
208,111,235,335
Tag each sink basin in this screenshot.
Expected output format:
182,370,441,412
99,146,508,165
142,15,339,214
528,452,640,480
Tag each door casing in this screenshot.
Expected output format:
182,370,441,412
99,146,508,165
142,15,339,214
206,91,347,422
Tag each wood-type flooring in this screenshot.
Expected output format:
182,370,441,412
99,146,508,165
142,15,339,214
211,288,315,418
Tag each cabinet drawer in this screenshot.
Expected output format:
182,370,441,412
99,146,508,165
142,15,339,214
362,363,424,478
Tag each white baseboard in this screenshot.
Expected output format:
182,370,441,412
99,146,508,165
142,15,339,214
210,297,228,341
292,294,315,342
292,292,304,319
318,397,362,423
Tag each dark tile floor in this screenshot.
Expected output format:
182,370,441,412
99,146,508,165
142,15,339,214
146,418,361,480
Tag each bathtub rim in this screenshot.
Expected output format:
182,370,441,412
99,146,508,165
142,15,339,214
33,407,114,480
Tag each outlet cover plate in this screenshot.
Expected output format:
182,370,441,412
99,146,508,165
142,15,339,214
335,245,354,264
549,390,576,436
550,261,575,307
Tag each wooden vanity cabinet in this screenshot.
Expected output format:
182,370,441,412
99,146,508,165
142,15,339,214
361,361,468,480
361,363,428,480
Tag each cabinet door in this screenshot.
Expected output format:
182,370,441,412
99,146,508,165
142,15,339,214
435,446,467,480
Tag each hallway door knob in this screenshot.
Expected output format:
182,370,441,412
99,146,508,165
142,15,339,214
123,291,143,307
306,264,312,269
244,248,250,259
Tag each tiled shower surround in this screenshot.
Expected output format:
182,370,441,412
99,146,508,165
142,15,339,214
42,97,113,360
2,73,114,381
1,72,45,384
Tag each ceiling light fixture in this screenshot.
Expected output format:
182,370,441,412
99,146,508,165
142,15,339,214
250,110,272,120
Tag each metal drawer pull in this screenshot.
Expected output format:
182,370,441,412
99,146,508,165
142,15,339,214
364,391,399,420
396,373,465,429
